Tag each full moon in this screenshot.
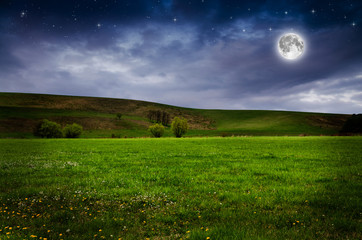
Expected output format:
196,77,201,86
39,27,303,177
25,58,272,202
278,33,304,60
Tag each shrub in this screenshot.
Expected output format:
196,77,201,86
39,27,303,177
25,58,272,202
63,123,83,138
34,119,63,138
116,113,123,120
148,123,165,138
340,114,362,134
171,117,188,138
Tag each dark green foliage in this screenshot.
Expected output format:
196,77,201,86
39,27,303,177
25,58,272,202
63,123,83,138
171,117,188,138
147,110,170,126
116,113,122,120
33,119,62,138
340,114,362,134
148,123,165,138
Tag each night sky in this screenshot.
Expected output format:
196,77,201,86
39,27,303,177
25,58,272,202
1,0,361,113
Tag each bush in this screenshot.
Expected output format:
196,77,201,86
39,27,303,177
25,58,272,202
148,123,165,138
171,117,188,138
116,113,122,120
63,123,83,138
34,119,63,138
340,114,362,134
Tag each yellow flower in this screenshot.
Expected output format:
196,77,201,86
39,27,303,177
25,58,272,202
206,237,210,240
59,233,63,236
99,229,102,232
30,235,37,238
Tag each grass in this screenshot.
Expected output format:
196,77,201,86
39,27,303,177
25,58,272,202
0,137,361,239
0,92,350,138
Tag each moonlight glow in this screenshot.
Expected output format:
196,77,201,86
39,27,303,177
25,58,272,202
278,33,305,60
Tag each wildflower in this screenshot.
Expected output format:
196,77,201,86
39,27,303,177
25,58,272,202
207,237,210,240
59,233,63,236
99,229,102,232
30,235,37,238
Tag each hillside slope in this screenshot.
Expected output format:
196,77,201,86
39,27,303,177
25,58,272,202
0,92,349,138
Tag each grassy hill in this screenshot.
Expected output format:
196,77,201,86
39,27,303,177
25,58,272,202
0,92,350,138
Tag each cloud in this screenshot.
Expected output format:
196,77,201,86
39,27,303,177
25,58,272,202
0,15,361,114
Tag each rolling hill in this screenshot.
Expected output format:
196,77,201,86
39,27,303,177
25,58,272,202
0,92,350,138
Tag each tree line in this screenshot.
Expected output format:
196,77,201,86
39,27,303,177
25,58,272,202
147,110,170,126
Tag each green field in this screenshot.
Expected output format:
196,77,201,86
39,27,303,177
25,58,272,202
0,137,361,239
0,92,350,138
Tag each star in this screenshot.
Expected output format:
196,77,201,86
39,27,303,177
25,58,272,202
242,29,246,32
352,22,356,27
311,9,316,14
269,27,272,31
285,11,288,15
173,18,177,22
20,11,26,18
96,23,102,28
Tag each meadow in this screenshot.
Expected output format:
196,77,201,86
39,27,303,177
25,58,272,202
0,93,349,138
0,137,361,239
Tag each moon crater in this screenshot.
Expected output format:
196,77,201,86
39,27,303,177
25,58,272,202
278,33,304,60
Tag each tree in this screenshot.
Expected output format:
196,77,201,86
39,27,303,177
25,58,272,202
63,123,83,138
161,111,170,126
148,123,165,138
34,119,62,138
147,110,170,126
340,114,362,134
116,113,123,120
171,117,188,138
